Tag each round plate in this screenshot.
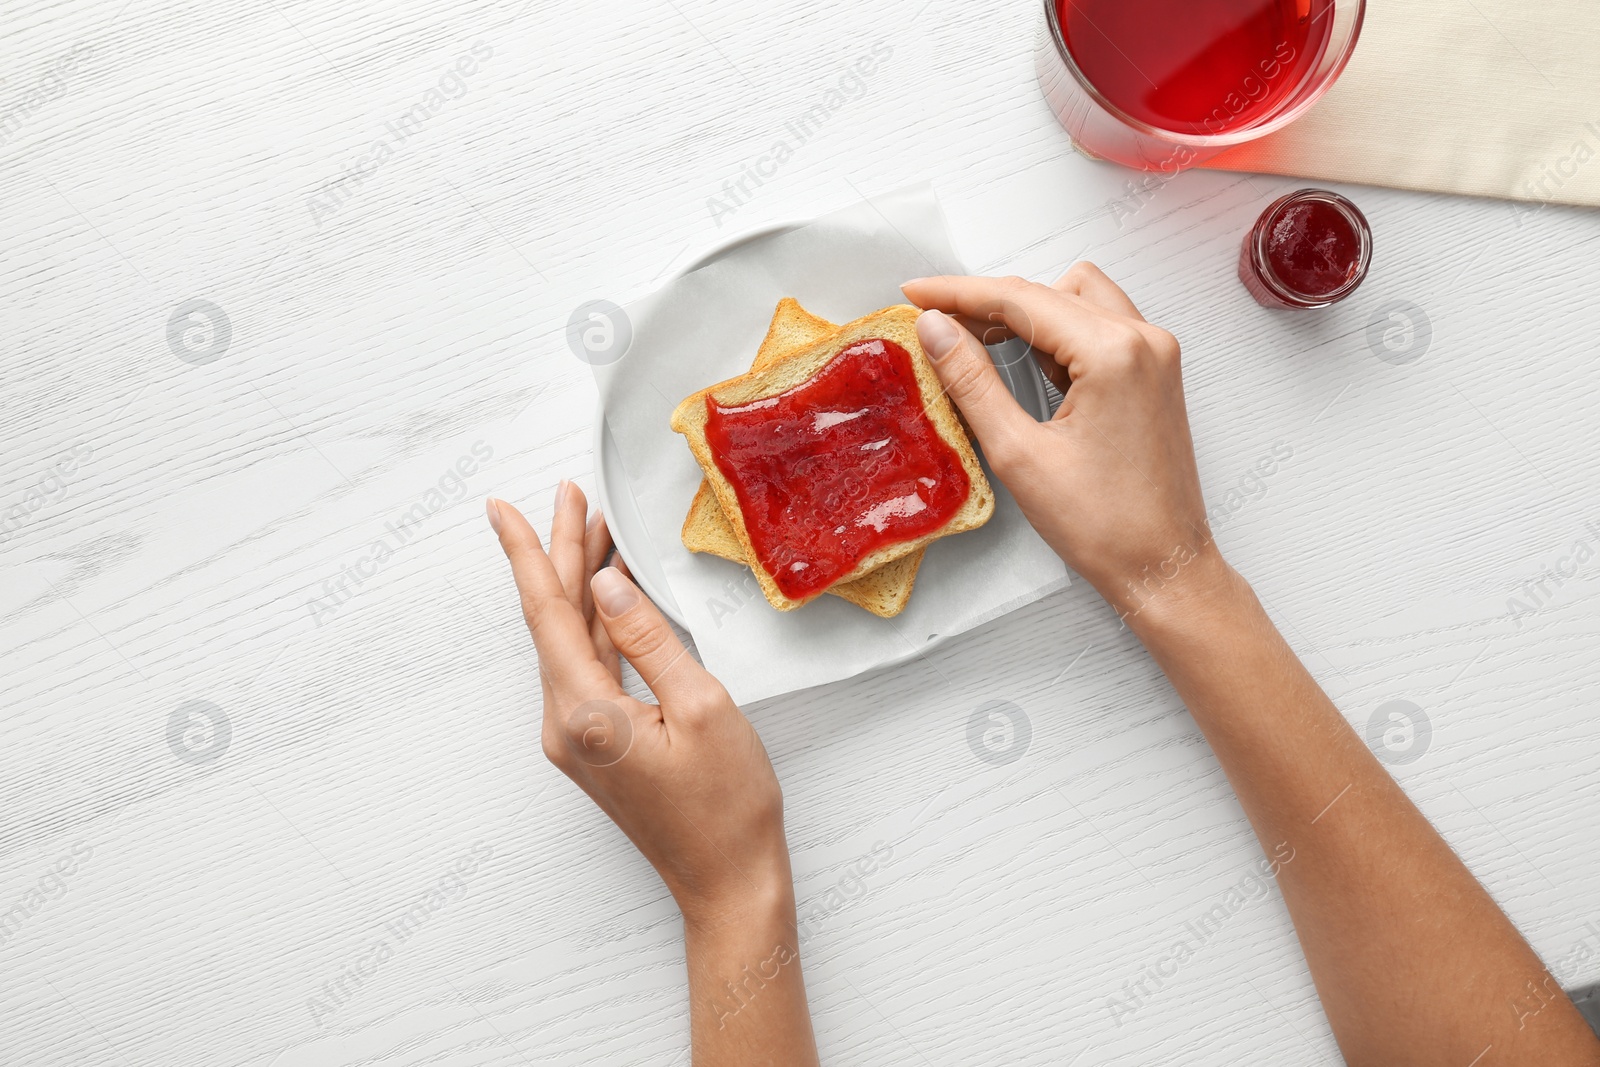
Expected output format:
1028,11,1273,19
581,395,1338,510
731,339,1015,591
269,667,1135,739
593,223,1053,628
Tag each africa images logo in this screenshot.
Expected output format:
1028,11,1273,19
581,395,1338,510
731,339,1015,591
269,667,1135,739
307,843,494,1026
1107,841,1296,1025
306,441,494,625
1365,700,1432,766
306,42,494,226
705,41,893,227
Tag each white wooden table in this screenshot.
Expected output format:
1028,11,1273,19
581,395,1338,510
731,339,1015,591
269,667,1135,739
5,1,1599,1064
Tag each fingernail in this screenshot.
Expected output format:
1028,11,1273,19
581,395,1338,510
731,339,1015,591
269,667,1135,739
554,479,570,510
903,277,931,288
592,566,640,616
485,497,503,534
916,309,961,361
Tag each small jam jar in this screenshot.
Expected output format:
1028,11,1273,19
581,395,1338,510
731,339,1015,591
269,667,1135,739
1239,189,1372,310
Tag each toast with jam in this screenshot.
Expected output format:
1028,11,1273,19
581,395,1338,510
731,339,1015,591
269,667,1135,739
671,303,993,613
679,299,925,617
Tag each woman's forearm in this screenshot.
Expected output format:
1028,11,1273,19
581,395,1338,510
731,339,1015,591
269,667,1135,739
684,878,819,1067
1127,556,1600,1066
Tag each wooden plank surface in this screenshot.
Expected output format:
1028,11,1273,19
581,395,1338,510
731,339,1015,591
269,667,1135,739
4,0,1598,1063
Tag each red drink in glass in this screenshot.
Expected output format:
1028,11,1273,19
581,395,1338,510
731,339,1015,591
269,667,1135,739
1036,0,1365,171
1062,0,1329,136
1238,189,1371,309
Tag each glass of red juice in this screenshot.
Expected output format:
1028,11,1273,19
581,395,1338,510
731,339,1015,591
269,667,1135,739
1036,0,1366,171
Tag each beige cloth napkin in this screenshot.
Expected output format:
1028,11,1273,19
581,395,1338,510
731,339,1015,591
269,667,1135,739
1204,0,1600,207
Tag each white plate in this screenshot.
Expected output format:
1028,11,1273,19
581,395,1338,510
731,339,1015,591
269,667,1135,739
592,222,1053,628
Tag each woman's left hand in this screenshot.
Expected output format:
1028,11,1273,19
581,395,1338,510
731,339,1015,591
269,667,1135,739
486,483,794,927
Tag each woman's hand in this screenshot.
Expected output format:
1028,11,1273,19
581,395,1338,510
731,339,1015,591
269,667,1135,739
902,274,1600,1067
486,484,791,925
489,485,819,1064
902,267,1226,622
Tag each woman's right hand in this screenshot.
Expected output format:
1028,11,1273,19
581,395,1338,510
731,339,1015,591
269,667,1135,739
902,267,1228,622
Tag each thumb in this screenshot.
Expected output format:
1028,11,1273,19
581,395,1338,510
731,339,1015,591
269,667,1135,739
590,566,717,709
916,309,1037,461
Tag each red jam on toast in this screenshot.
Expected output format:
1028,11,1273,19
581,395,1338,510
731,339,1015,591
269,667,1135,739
704,338,970,599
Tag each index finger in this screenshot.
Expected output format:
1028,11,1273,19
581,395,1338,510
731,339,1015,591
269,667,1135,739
944,264,1143,342
902,275,1130,381
487,497,619,703
1053,261,1146,321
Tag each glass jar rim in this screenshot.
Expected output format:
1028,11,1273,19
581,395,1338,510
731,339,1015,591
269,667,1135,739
1250,188,1372,308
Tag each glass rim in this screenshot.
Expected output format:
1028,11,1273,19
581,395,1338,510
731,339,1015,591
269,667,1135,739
1042,0,1367,149
1250,188,1372,308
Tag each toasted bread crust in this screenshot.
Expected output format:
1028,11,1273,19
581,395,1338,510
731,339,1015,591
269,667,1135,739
672,303,993,611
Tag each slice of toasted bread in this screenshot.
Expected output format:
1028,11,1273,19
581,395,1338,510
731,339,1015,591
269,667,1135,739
680,299,924,618
672,303,994,612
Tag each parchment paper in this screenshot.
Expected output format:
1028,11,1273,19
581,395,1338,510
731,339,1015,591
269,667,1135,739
593,184,1069,703
1204,0,1600,207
